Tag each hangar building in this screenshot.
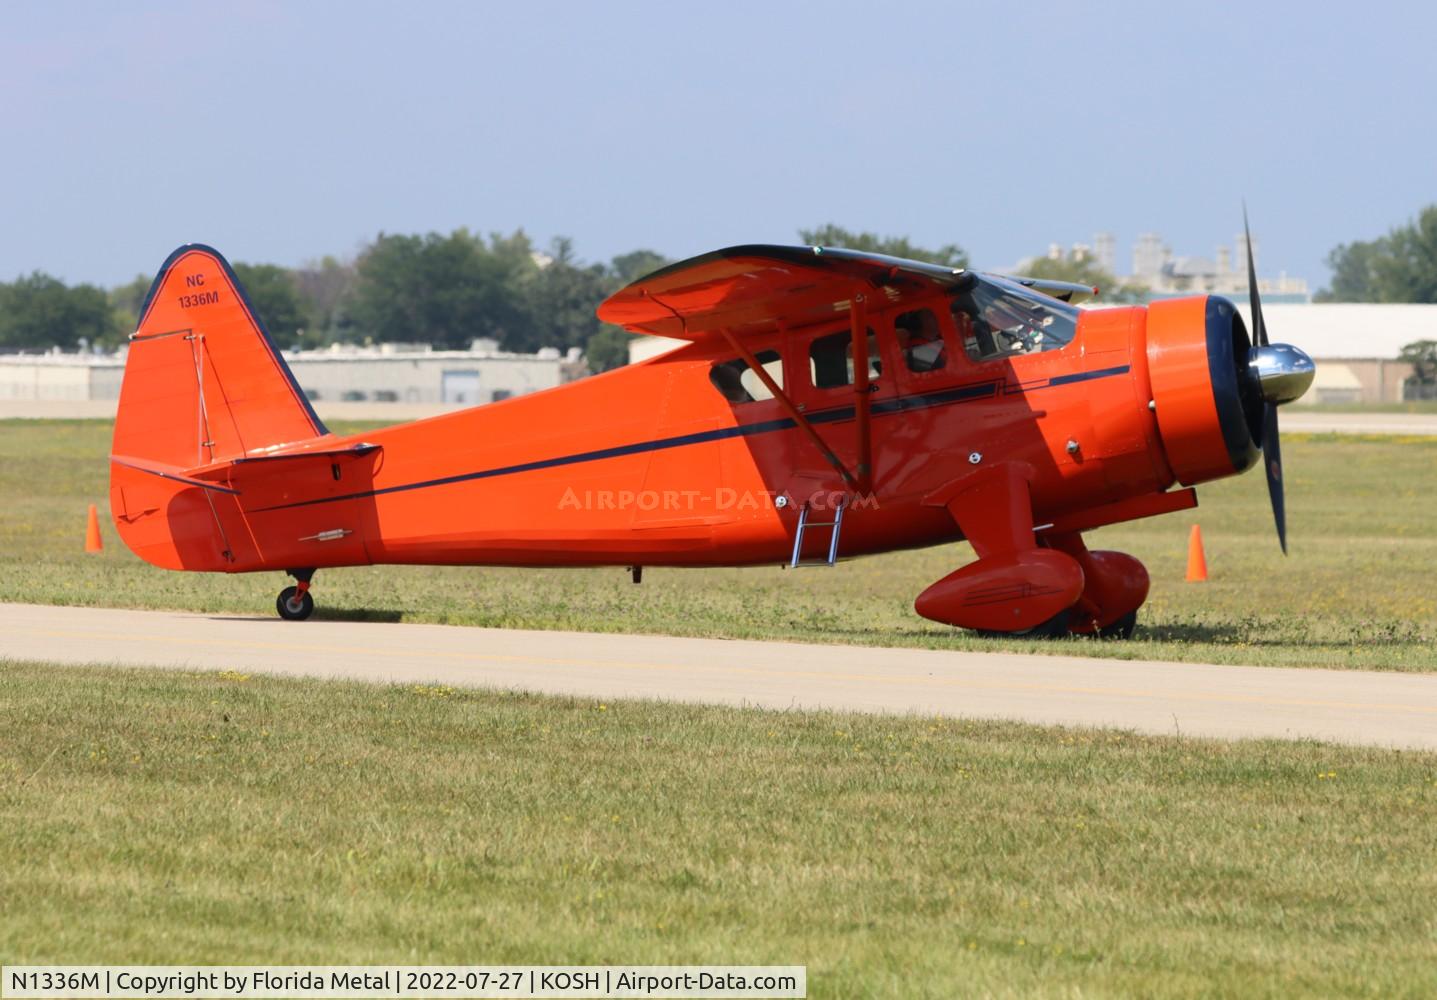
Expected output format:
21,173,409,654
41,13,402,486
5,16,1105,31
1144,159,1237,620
0,341,584,408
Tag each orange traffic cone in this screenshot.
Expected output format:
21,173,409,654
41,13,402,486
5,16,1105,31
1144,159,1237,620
1185,524,1207,582
84,503,103,553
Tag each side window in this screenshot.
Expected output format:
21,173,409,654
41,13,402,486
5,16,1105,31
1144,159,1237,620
895,308,947,373
808,329,879,389
709,350,783,404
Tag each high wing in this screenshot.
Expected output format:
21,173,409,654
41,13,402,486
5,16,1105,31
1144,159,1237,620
597,245,1099,340
1009,275,1103,305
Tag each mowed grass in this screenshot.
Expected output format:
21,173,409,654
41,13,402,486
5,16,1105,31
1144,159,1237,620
1,662,1435,997
1,419,1434,670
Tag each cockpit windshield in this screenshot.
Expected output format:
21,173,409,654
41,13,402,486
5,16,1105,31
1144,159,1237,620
950,275,1079,362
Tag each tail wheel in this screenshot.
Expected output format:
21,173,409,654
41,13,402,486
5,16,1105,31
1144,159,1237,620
276,585,314,621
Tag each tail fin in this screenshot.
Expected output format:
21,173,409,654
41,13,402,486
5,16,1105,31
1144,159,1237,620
113,244,326,467
111,245,330,570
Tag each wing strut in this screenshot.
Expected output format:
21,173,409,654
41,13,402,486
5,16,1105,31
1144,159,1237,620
850,291,873,494
715,325,859,491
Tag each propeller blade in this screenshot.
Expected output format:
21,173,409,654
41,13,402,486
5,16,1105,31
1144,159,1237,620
1243,204,1268,347
1246,206,1285,550
1262,402,1286,554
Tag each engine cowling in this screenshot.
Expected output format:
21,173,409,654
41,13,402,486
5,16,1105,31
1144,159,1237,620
1145,295,1262,486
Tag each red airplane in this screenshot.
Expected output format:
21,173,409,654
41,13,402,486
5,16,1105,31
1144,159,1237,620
109,224,1313,636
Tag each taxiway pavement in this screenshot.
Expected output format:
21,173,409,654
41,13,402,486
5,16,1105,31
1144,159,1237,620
4,602,1435,750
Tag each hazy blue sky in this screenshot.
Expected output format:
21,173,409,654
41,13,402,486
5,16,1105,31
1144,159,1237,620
2,0,1433,291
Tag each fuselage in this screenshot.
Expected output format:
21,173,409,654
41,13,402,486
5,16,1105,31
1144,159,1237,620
233,297,1173,572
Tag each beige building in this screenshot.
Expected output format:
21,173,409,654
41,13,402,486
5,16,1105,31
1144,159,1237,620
1127,232,1311,301
0,352,124,401
284,342,580,405
1232,303,1431,405
0,342,584,409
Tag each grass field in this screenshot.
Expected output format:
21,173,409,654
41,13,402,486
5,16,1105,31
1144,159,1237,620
2,661,1434,997
1,419,1434,670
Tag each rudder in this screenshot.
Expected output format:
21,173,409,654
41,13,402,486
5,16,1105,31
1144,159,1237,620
110,245,329,570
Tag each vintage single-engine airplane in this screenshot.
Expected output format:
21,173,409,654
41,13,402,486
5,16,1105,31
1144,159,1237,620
109,222,1313,636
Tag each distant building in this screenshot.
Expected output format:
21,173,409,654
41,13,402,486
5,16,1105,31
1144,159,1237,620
1093,232,1117,275
1145,244,1310,303
284,342,582,405
1230,303,1432,405
1132,232,1170,283
0,341,585,408
1034,232,1312,303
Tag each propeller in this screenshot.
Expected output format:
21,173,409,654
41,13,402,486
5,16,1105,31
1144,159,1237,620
1242,207,1314,554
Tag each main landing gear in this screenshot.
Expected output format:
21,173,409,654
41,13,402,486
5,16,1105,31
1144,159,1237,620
914,464,1149,640
276,568,316,621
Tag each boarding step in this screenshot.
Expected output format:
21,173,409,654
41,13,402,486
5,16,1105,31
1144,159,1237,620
789,497,846,568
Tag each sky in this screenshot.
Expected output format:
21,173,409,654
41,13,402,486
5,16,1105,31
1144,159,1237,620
2,0,1434,292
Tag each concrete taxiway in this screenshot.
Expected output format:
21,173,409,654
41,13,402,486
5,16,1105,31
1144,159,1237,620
1281,411,1437,436
5,603,1435,750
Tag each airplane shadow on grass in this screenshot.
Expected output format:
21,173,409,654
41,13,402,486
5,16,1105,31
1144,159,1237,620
1138,622,1423,648
209,608,405,624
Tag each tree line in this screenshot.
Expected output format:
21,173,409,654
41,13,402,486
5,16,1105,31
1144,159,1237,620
4,211,1435,371
0,231,672,373
0,225,963,372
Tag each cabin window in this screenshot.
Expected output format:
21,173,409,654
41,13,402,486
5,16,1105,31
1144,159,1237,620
951,277,1078,362
895,308,947,373
808,329,880,389
709,350,783,404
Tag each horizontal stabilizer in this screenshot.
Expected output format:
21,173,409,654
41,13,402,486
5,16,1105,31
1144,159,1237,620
185,442,381,482
112,455,241,495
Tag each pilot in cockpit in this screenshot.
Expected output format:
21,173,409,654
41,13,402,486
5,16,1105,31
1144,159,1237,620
895,309,947,372
710,360,753,404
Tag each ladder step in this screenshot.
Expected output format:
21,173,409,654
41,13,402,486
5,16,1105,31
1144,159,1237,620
789,498,847,569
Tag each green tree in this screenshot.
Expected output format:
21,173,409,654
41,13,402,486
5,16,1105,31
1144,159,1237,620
0,273,121,351
1317,239,1382,302
798,224,967,268
348,230,531,349
609,249,670,286
293,256,357,344
584,325,631,373
108,274,152,338
516,237,611,355
582,251,675,372
1019,255,1148,304
1317,205,1437,302
1399,339,1437,387
232,263,311,347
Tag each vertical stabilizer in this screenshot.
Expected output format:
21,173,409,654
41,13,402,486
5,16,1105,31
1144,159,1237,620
113,244,326,468
110,244,330,570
